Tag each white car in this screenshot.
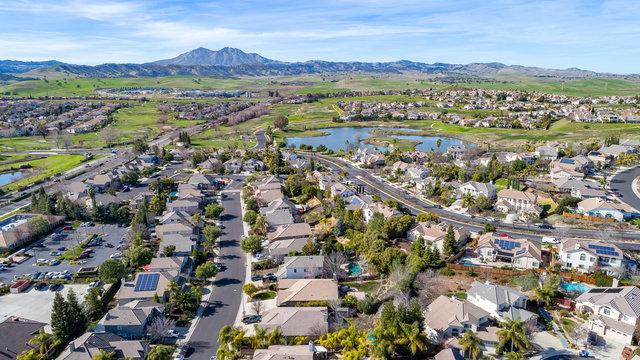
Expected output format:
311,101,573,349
37,258,48,264
88,280,101,288
486,217,496,222
110,252,122,258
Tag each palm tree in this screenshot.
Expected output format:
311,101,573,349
266,326,284,346
16,349,41,360
251,325,267,349
148,346,171,360
436,138,442,151
230,327,247,352
399,321,428,359
90,349,116,360
532,287,554,307
28,329,53,358
497,318,531,353
462,193,476,208
505,350,525,360
459,330,482,360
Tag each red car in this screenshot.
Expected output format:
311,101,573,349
614,191,622,197
83,249,95,254
76,253,89,260
62,226,72,230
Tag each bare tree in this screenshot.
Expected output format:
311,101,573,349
567,322,589,345
250,301,265,316
147,315,176,342
323,252,348,280
99,127,123,147
157,115,169,124
414,270,443,307
309,321,327,339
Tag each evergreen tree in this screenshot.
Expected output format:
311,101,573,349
333,217,346,237
442,225,458,256
50,292,67,342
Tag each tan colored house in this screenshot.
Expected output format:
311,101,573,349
0,214,66,251
476,232,542,269
58,332,149,360
258,307,328,337
276,279,339,306
268,223,312,243
407,221,470,253
424,295,489,342
363,203,402,222
253,344,327,360
496,189,538,212
116,271,179,305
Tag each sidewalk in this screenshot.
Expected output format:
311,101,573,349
538,308,570,349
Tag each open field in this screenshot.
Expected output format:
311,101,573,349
1,154,88,191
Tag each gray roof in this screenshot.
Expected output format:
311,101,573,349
498,306,537,323
462,181,497,194
282,256,324,269
576,286,640,318
0,317,46,360
468,281,528,306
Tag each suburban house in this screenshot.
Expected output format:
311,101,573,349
116,271,180,305
253,344,328,360
268,223,312,243
458,181,497,200
243,158,264,172
447,146,468,160
467,281,537,325
276,256,325,279
88,174,120,191
434,349,465,360
57,332,149,360
577,198,637,221
362,154,385,166
0,317,46,360
495,189,540,216
160,233,195,256
165,199,200,216
424,295,490,342
268,238,311,261
363,203,403,222
559,239,636,277
576,286,640,344
476,233,542,269
156,223,195,240
148,257,191,275
276,279,339,307
256,188,285,206
159,211,192,225
97,300,164,339
330,183,356,199
535,145,559,160
187,173,217,190
223,158,243,173
406,221,470,253
258,307,328,337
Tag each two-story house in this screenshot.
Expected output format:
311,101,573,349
576,286,640,344
98,300,164,339
424,295,490,343
559,239,636,277
476,233,542,269
363,203,402,222
407,221,470,254
467,281,537,325
458,181,497,200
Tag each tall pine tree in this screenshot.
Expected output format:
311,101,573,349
442,225,458,256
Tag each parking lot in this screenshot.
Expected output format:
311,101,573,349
0,224,128,283
0,284,90,331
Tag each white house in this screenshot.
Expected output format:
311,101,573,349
576,286,640,345
275,256,325,279
467,281,537,325
559,239,636,277
476,233,542,269
458,181,497,200
577,198,637,222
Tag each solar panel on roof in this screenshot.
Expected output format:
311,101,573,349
515,248,526,256
559,158,574,164
135,273,160,292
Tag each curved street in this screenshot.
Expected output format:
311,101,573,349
610,166,640,212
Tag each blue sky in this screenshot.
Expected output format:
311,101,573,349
0,0,639,73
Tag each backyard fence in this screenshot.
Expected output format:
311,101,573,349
563,212,615,223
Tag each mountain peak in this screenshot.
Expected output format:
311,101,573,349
152,47,272,66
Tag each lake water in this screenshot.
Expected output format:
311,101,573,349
285,126,473,152
0,171,23,186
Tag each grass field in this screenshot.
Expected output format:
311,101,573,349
362,136,419,152
2,154,87,191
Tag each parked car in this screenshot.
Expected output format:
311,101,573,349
538,223,553,229
214,262,224,271
218,224,226,229
251,274,263,282
57,246,66,251
242,315,262,324
32,272,42,279
49,283,62,291
88,280,101,289
84,249,95,254
263,273,277,281
105,243,114,248
614,191,622,197
62,226,72,230
49,251,61,256
36,258,48,264
76,253,89,260
178,344,190,356
110,252,122,259
35,282,48,290
164,329,180,338
49,259,61,266
486,217,496,222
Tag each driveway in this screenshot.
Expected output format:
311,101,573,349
0,284,90,331
187,181,246,360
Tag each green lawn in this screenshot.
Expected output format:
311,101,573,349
2,154,87,191
362,136,420,152
340,280,380,295
251,291,276,301
562,318,577,333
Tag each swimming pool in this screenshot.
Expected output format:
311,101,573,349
561,283,590,293
346,263,363,276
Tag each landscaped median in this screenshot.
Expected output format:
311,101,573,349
57,233,101,261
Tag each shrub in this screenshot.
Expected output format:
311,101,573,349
593,272,613,287
517,272,539,292
357,295,376,314
439,267,455,276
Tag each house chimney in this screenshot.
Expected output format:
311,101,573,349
68,341,75,352
613,278,619,287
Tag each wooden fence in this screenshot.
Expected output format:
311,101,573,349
531,267,596,284
446,263,527,277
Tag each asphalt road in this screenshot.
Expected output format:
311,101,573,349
252,129,267,150
610,166,640,211
188,179,246,360
302,152,640,243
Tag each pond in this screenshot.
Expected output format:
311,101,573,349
285,126,474,152
0,171,23,186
